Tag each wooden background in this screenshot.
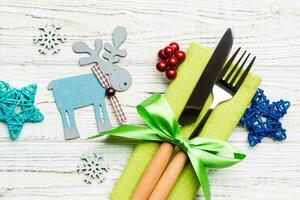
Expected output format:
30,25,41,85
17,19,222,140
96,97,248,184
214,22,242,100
0,0,299,199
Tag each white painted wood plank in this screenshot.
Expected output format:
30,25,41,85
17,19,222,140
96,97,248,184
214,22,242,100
0,0,300,66
0,0,299,199
0,143,299,199
0,64,298,142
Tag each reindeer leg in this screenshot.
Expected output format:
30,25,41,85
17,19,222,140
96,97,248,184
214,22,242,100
93,104,104,133
101,103,112,131
65,109,80,140
59,110,74,140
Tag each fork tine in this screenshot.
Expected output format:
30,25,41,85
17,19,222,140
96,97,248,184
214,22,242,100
234,56,256,90
224,50,246,82
218,47,241,80
229,52,250,86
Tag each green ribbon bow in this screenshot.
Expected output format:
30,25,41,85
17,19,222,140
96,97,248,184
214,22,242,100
90,93,246,200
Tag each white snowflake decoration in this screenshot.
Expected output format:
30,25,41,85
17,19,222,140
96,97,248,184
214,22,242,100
34,24,66,54
77,153,109,184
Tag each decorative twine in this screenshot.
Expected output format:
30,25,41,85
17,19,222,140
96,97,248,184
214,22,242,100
0,81,44,140
240,88,290,146
91,65,127,123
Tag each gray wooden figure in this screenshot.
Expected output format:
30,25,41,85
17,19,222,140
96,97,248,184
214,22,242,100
48,26,132,140
73,26,132,91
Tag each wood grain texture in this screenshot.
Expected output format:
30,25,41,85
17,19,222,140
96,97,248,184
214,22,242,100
0,0,299,199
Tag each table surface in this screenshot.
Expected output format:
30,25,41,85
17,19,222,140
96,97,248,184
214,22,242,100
0,0,299,199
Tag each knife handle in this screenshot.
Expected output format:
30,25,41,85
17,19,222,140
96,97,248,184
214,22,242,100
189,108,213,139
131,142,174,200
148,150,188,200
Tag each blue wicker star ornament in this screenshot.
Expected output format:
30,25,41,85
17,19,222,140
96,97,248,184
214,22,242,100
0,81,44,140
240,88,290,146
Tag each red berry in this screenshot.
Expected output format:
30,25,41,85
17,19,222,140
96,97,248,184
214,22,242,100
167,56,178,68
156,60,168,72
169,42,180,52
166,69,177,80
163,46,174,58
158,49,166,59
175,50,186,62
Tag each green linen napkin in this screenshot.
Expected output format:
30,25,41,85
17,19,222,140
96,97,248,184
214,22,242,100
110,43,261,200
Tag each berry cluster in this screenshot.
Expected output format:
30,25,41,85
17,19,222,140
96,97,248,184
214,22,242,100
156,42,186,80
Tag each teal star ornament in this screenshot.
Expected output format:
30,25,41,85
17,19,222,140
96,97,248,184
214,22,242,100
0,81,44,140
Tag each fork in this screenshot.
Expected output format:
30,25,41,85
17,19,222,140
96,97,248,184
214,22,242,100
189,47,256,138
148,47,256,200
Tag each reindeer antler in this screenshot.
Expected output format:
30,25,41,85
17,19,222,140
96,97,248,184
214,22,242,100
72,26,127,66
72,39,103,66
103,26,127,64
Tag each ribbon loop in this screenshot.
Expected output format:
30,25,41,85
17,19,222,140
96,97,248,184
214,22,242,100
175,136,190,152
137,93,181,141
91,65,127,123
90,93,246,200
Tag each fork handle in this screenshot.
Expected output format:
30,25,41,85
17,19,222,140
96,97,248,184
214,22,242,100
131,142,174,200
148,108,213,200
148,150,188,200
189,108,213,139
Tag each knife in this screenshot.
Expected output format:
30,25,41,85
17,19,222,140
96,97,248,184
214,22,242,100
131,28,234,200
178,28,234,126
147,28,234,200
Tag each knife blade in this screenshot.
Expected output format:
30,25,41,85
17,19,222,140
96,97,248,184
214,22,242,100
178,28,233,126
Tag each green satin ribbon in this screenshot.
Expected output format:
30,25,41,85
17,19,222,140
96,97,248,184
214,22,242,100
90,93,246,200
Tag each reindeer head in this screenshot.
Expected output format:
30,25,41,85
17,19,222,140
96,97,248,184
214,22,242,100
72,26,132,91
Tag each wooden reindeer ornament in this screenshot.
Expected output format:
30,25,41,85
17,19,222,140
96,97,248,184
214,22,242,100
48,26,132,140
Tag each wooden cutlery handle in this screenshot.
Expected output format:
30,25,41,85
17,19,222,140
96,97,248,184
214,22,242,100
131,142,174,200
148,151,188,200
